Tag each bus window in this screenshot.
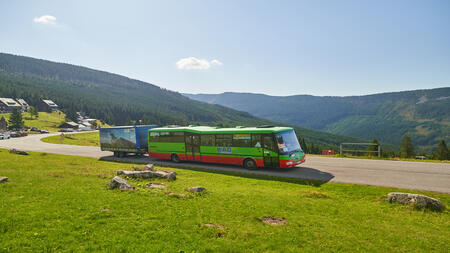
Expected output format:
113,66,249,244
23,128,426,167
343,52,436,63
201,135,215,146
216,134,232,146
263,135,277,152
252,134,262,148
149,132,160,142
233,133,251,147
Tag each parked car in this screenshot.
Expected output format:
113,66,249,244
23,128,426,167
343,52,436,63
59,128,74,132
10,133,21,138
0,133,10,140
40,130,49,133
19,132,28,137
31,127,39,132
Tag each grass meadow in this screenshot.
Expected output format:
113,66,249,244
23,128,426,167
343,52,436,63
41,132,100,146
0,149,449,252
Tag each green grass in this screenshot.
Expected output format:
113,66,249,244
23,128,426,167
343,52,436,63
0,111,66,132
0,150,449,252
41,132,100,146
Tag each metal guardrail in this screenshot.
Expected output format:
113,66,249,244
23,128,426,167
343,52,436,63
340,143,381,157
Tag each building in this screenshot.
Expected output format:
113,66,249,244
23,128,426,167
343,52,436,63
39,99,59,112
58,121,79,129
322,150,335,155
0,98,21,113
0,117,7,132
16,99,30,112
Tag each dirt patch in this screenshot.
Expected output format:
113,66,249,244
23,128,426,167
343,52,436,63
146,183,166,189
261,217,286,226
202,223,224,229
166,192,187,198
47,173,64,178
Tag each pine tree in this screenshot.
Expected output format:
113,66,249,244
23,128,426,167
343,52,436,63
8,108,24,130
367,138,380,157
400,135,415,158
433,140,448,160
28,106,37,119
299,137,308,153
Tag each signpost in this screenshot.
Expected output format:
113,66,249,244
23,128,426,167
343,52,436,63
340,143,381,157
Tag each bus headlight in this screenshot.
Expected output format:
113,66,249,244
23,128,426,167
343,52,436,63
286,161,293,165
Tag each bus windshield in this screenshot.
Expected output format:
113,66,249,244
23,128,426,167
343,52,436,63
275,130,302,154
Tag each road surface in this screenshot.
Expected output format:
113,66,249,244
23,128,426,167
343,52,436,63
1,133,449,193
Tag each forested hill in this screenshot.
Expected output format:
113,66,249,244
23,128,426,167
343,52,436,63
185,88,450,150
0,52,366,148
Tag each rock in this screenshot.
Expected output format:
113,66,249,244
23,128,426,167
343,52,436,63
9,149,29,155
132,166,142,171
154,171,176,181
0,177,8,184
108,176,135,190
188,186,206,193
387,192,445,211
117,170,176,180
146,183,166,188
144,164,154,171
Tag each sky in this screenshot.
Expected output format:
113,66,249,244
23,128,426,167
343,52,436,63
0,0,449,96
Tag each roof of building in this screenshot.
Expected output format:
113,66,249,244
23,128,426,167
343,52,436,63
16,99,29,106
149,126,293,134
0,98,21,107
59,122,79,128
42,100,58,107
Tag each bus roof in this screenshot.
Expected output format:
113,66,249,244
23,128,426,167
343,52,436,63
149,126,294,134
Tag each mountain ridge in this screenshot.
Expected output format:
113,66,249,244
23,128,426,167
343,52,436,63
184,87,450,150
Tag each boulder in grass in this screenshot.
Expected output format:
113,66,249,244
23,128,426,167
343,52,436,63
9,149,29,155
117,170,176,180
387,192,445,211
144,164,154,171
0,177,8,184
188,186,206,193
109,176,135,190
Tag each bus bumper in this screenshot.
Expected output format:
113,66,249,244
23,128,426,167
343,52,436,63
280,157,305,168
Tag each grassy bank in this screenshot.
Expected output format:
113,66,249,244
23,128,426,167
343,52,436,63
41,132,100,146
0,150,449,252
0,111,66,132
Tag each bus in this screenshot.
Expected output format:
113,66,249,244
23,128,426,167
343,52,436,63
148,126,305,169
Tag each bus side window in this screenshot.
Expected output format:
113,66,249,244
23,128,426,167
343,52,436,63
252,134,262,148
233,134,251,147
149,132,160,142
201,135,215,146
216,134,232,146
263,135,276,152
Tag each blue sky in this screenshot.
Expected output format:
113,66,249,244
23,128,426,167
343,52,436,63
0,0,449,96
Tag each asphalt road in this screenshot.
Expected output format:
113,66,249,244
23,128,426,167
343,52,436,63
1,133,449,193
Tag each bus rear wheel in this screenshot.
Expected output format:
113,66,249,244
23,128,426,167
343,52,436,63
243,159,257,170
171,154,181,163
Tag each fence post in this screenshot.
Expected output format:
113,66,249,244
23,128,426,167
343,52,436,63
340,144,343,156
378,145,381,157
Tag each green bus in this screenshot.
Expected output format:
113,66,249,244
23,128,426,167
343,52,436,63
148,126,305,169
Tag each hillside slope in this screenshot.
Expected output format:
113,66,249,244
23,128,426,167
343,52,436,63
185,89,450,149
0,52,366,147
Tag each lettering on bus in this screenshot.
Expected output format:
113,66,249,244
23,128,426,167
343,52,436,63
217,147,232,153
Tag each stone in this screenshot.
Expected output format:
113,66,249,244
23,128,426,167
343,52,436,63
0,177,8,184
9,149,29,155
108,176,134,190
146,183,166,188
144,164,154,171
387,192,445,211
116,170,176,180
132,166,142,171
188,186,206,193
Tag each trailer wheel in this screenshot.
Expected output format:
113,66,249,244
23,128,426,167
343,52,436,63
243,158,257,170
171,154,181,163
118,152,126,158
113,151,119,157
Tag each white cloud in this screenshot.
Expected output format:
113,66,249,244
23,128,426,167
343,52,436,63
176,57,223,70
210,59,223,66
33,15,57,25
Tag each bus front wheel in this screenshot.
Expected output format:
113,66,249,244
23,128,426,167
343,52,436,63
243,159,257,170
171,154,181,163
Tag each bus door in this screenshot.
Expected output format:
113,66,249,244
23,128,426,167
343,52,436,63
185,133,201,161
262,134,279,168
